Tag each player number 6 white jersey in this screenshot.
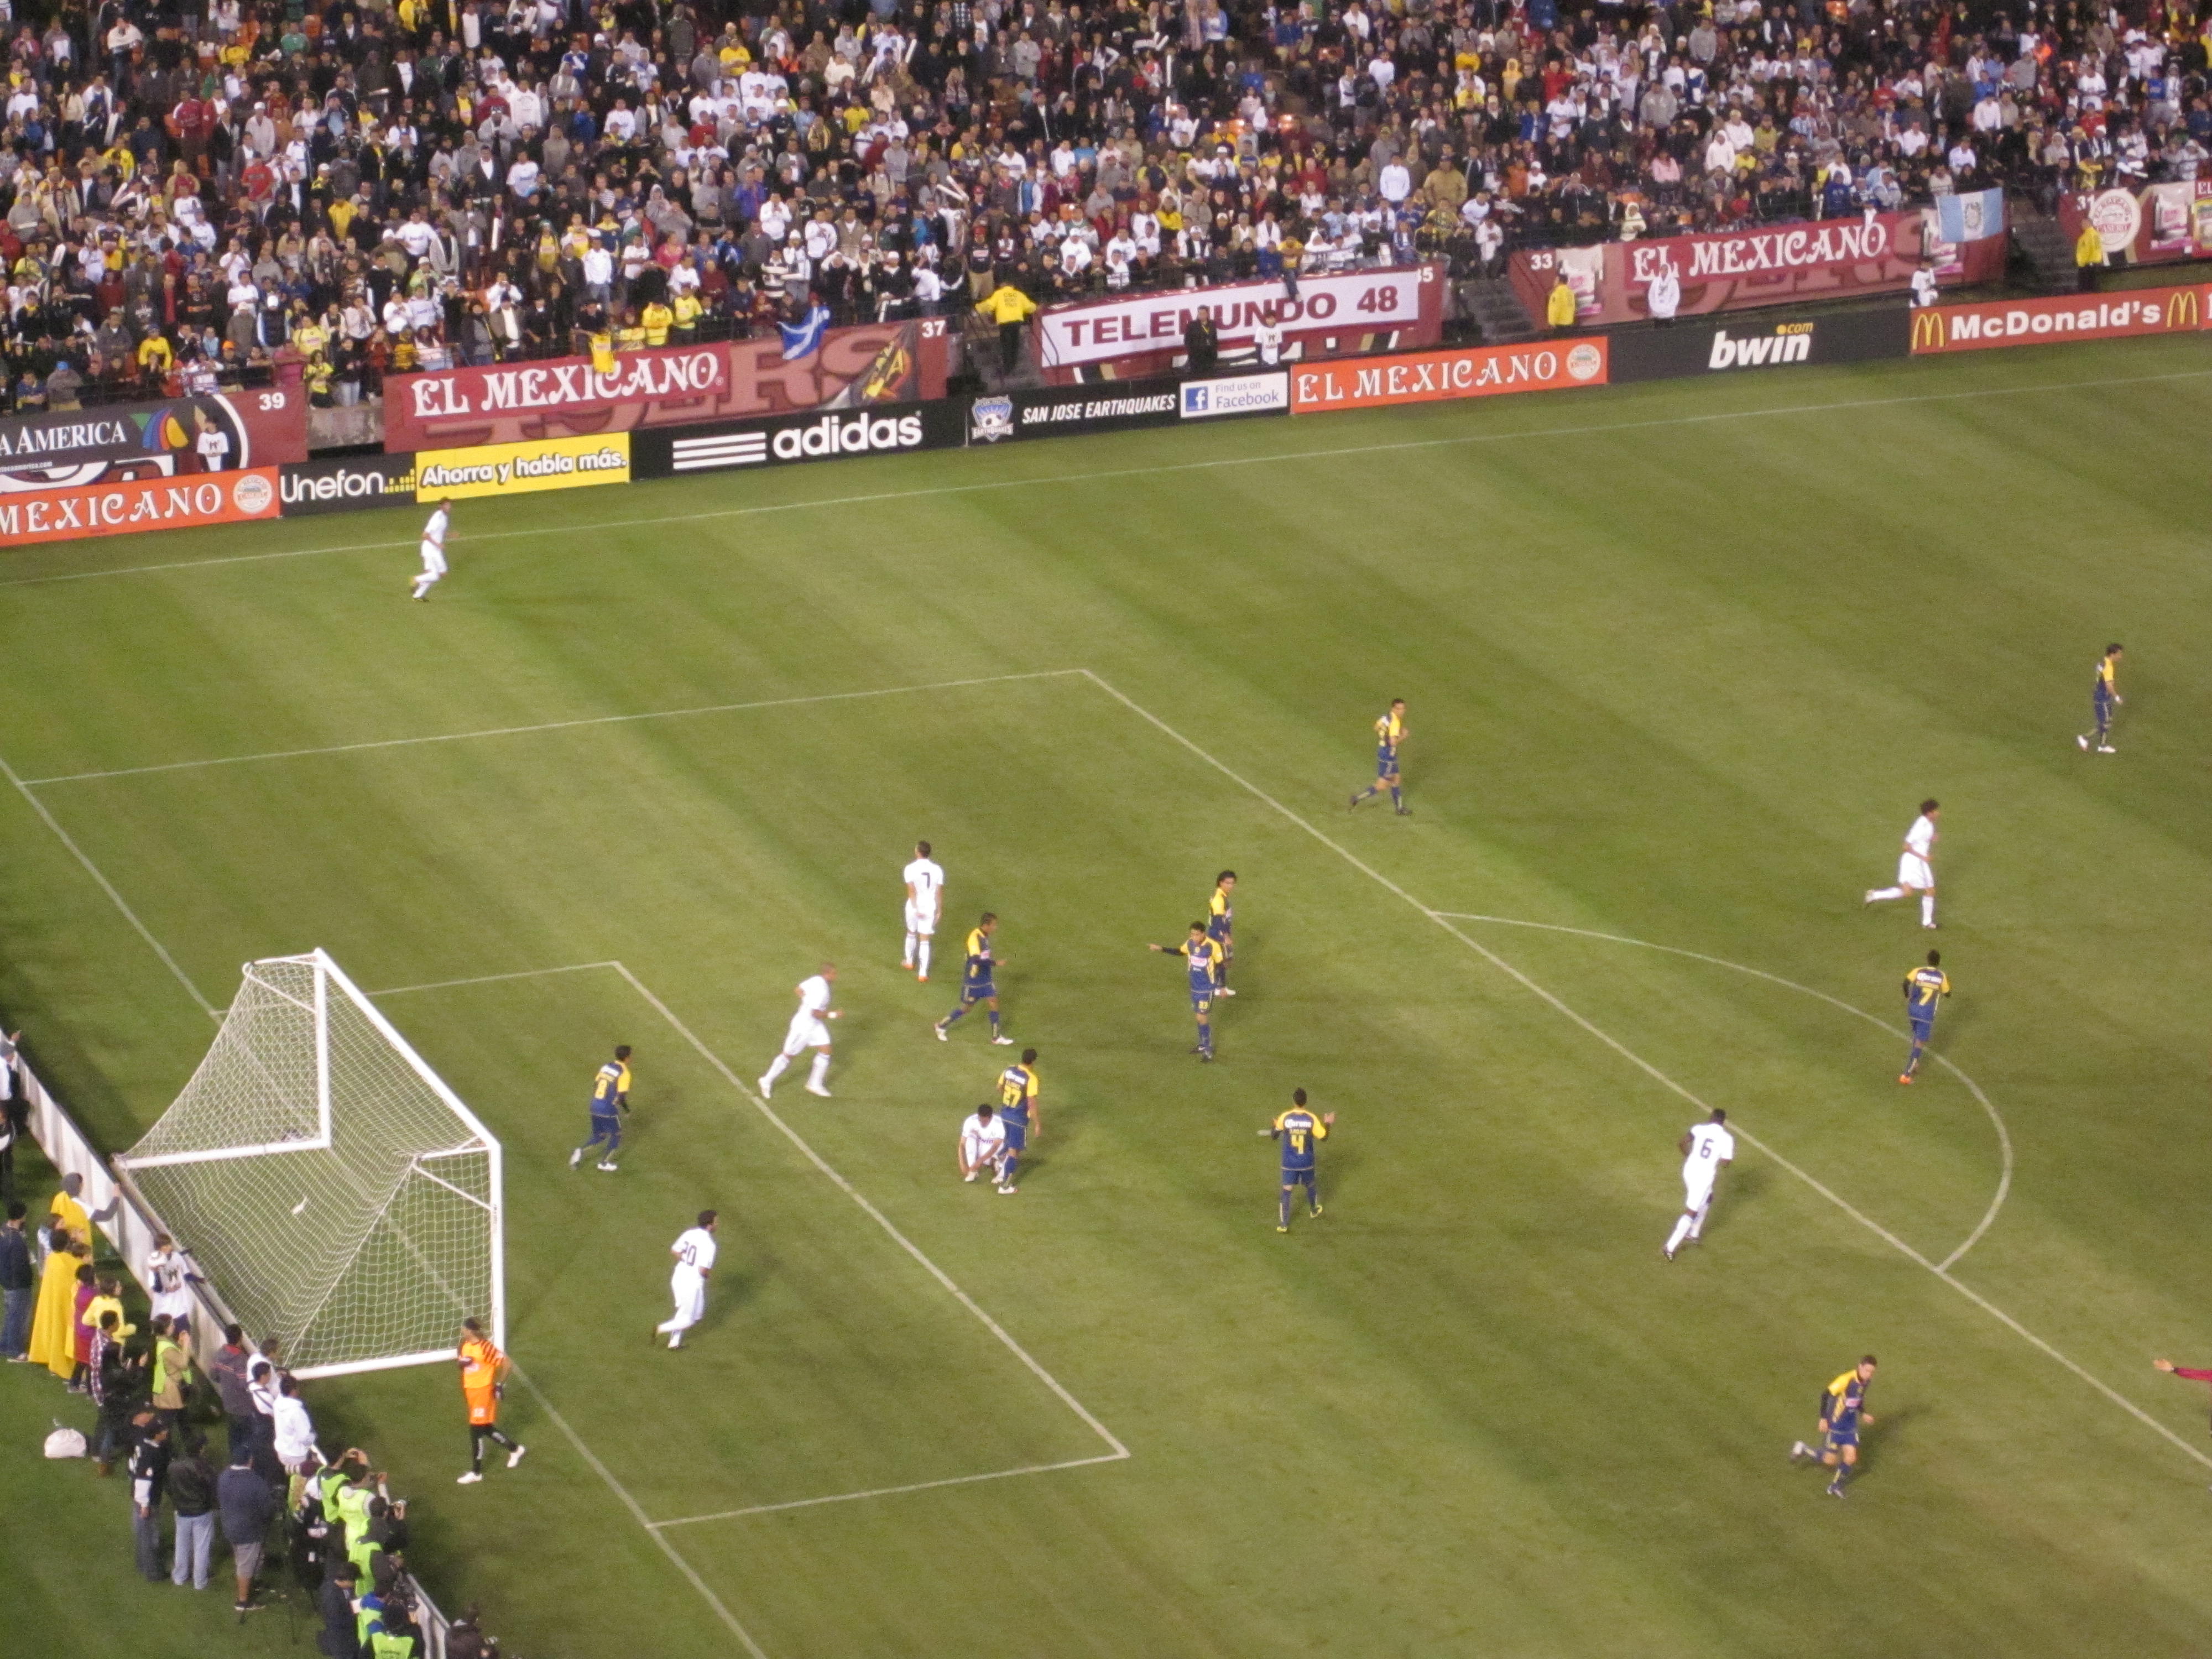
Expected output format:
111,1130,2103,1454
1683,1121,1735,1176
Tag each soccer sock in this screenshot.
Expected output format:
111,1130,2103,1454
1665,1213,1693,1254
470,1429,486,1473
1000,1154,1018,1185
1390,785,1402,808
1687,1199,1711,1240
1867,887,1903,901
1906,1039,1923,1073
916,939,930,975
902,931,916,967
1197,1017,1212,1053
763,1054,791,1085
488,1427,515,1451
1352,785,1378,803
806,1051,830,1088
1921,894,1936,926
989,1010,1001,1037
943,1003,967,1025
1280,1188,1292,1228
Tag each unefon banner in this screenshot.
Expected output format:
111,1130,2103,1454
0,467,279,547
1908,285,2212,353
383,320,951,453
1290,338,1607,411
1608,307,1909,382
1034,265,1446,383
632,400,965,477
0,389,307,492
280,453,420,516
1509,211,2005,330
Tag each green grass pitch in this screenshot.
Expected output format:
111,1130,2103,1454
3,337,2212,1658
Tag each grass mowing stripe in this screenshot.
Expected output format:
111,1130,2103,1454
5,364,2208,592
1430,912,2013,1271
1078,669,2212,1474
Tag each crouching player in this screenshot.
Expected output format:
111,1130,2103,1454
959,1102,1009,1192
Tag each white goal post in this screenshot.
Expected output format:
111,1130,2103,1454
116,950,504,1380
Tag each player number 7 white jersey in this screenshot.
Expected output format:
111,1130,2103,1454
903,857,944,914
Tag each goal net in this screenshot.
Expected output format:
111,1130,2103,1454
116,950,503,1379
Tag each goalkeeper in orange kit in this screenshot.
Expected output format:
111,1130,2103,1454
454,1317,524,1485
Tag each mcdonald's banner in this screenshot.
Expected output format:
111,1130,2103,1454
1908,285,2212,353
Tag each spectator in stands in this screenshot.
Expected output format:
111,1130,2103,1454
1185,310,1220,374
169,1431,218,1592
0,1202,32,1361
130,1416,171,1583
217,1441,275,1615
210,1323,258,1460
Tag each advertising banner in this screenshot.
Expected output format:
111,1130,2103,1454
0,466,279,547
1179,372,1291,419
1510,211,2005,329
1609,307,1910,382
632,400,965,477
1290,338,1607,412
0,389,306,493
1908,285,2212,353
967,379,1183,442
414,433,630,500
383,321,951,453
1035,265,1446,383
2059,182,2212,265
280,453,419,516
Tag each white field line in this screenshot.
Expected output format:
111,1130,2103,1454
24,669,1089,786
1430,913,2012,1274
1077,669,2212,1474
3,366,2207,591
649,1451,1131,1530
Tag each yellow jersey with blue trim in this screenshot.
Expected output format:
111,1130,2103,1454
1823,1370,1871,1431
1375,708,1405,760
2094,654,2119,701
1207,885,1233,941
962,928,997,988
1902,966,1950,1012
998,1062,1039,1118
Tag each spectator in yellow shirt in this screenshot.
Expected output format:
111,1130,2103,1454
640,298,673,346
137,332,175,379
671,290,703,341
977,281,1037,375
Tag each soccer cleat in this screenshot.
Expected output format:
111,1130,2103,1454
667,1337,682,1350
568,1147,582,1169
1922,922,1939,930
596,1161,618,1171
1394,807,1411,816
1217,987,1237,997
964,1170,980,1182
1276,1223,1290,1233
2098,744,2116,753
456,1471,483,1485
755,1076,773,1097
1310,1204,1323,1219
1825,1481,1846,1500
507,1444,527,1469
1663,1245,1676,1261
997,1183,1017,1196
1863,890,1878,906
933,1023,948,1042
916,973,928,982
1790,1442,1810,1460
1898,1073,1914,1085
1199,1051,1214,1063
2076,734,2090,749
991,1035,1014,1046
805,1081,832,1097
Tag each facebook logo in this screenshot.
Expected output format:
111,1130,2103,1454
1181,385,1211,414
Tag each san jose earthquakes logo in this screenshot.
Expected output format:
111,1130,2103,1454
970,395,1015,443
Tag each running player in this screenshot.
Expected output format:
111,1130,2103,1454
410,498,452,599
758,968,839,1098
1898,951,1950,1084
2076,643,2123,753
902,841,946,980
1149,921,1226,1060
996,1048,1041,1194
1790,1355,1877,1498
1262,1088,1334,1232
654,1211,718,1350
1662,1108,1734,1260
1349,699,1410,814
452,1317,524,1483
958,1102,1009,1188
1207,871,1237,997
935,915,1011,1045
569,1045,633,1170
1864,799,1940,929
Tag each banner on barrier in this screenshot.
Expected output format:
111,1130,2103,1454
1180,372,1290,418
1610,307,1910,382
2059,182,2212,265
633,400,966,476
414,433,630,499
0,390,306,492
384,321,951,452
1908,285,2212,353
1036,266,1445,382
0,466,279,546
281,453,420,515
967,379,1183,442
1291,338,1607,411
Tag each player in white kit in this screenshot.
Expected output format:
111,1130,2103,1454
1864,799,1940,928
1663,1108,1735,1260
411,498,452,599
654,1211,718,1349
901,842,946,980
958,1102,1009,1188
758,965,839,1098
145,1235,197,1327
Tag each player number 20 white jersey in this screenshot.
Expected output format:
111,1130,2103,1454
672,1226,718,1276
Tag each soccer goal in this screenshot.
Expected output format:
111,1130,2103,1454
115,950,503,1379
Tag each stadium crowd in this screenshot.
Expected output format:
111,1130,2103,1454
2,1162,498,1657
0,0,2206,408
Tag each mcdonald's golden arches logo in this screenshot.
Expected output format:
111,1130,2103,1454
2165,286,2201,331
1910,309,1948,352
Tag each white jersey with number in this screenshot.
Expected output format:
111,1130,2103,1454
902,856,945,935
146,1249,194,1321
419,505,450,574
782,974,835,1054
1682,1121,1735,1204
1897,812,1937,888
959,1110,1006,1171
670,1225,718,1283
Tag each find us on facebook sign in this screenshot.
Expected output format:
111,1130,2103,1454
1179,373,1291,419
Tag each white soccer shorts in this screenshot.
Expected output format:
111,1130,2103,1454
665,1271,706,1330
904,901,938,937
1682,1171,1717,1213
1896,854,1933,890
781,1014,832,1056
420,544,447,575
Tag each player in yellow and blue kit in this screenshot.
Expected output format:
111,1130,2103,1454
568,1045,633,1172
935,914,1013,1046
1791,1355,1877,1498
1207,871,1237,998
1261,1088,1334,1231
1149,921,1225,1060
995,1047,1041,1193
2076,643,2123,753
1349,699,1410,814
1898,951,1949,1084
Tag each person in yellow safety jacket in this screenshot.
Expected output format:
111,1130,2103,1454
977,280,1037,375
2075,220,2105,291
356,1588,417,1656
640,298,673,346
1546,273,1577,331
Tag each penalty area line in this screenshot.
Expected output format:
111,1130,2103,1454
1078,669,2212,1475
648,1451,1131,1530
